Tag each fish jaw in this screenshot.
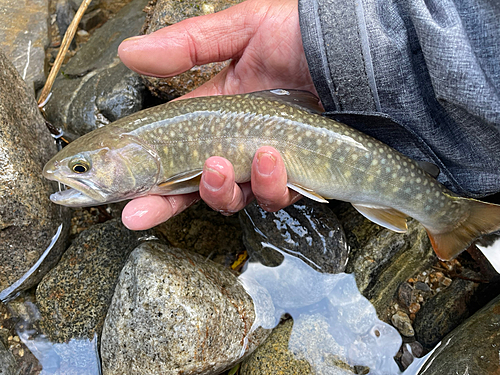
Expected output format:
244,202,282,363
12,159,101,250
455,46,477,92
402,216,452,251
43,158,112,206
49,187,106,207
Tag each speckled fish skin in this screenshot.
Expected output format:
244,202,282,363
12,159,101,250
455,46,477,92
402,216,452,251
43,90,500,260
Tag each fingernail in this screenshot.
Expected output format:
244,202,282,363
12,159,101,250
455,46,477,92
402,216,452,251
122,35,147,43
257,152,276,176
203,167,226,191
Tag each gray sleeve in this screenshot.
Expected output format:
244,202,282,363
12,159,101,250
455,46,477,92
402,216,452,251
298,0,500,197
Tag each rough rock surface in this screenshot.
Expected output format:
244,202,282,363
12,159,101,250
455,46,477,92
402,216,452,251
36,219,150,342
334,203,437,320
418,293,500,374
240,200,349,274
0,50,69,297
154,201,245,267
240,319,313,375
0,0,48,91
139,0,244,100
101,242,270,375
44,0,149,137
0,340,17,375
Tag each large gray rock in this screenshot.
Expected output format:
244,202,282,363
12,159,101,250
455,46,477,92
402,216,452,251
240,200,349,274
101,242,270,375
418,292,500,374
44,0,149,137
36,219,150,343
0,0,48,91
0,50,69,298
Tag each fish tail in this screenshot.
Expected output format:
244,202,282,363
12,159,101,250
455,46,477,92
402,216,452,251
425,197,500,261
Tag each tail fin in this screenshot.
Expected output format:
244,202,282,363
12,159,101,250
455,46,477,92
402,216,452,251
425,198,500,260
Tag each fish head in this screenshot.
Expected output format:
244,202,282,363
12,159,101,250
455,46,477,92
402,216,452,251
43,130,159,207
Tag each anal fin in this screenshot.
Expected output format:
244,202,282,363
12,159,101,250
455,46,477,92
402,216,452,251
352,203,408,233
287,182,329,203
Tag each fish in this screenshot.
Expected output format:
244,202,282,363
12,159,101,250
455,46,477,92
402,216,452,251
43,89,500,261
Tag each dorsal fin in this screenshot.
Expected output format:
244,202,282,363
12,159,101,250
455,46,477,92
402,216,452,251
416,160,440,178
250,89,324,114
352,203,408,233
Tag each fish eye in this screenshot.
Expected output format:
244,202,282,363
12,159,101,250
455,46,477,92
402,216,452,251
69,159,91,173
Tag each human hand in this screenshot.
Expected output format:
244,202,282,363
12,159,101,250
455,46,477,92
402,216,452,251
118,0,315,230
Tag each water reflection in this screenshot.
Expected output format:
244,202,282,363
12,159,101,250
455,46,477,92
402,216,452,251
239,242,429,374
0,224,63,303
12,299,101,375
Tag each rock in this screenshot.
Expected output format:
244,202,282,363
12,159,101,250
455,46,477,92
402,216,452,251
418,292,500,374
101,242,270,375
44,0,149,137
413,277,478,349
36,219,150,342
0,0,48,91
334,203,437,321
79,9,108,31
139,0,245,100
240,319,314,375
240,200,349,274
55,0,75,40
154,201,245,267
0,50,70,298
391,311,414,337
0,340,17,375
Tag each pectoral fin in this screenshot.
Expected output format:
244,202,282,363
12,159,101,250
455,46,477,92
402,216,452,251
287,183,329,203
352,203,408,233
157,169,203,193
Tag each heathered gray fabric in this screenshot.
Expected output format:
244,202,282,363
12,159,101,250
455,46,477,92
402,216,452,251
299,0,500,197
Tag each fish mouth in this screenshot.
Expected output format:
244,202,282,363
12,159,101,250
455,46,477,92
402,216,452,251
48,178,109,207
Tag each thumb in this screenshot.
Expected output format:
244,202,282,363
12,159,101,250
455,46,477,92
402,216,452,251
118,1,264,77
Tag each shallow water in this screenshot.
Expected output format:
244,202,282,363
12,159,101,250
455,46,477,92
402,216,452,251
8,236,438,375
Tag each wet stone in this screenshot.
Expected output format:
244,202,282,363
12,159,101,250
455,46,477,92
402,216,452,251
0,340,17,375
36,219,150,342
0,0,48,90
334,203,437,321
0,50,70,298
44,0,149,137
240,319,314,375
240,200,349,274
391,311,414,337
413,277,478,349
397,282,414,309
154,201,245,267
139,0,244,100
418,292,500,374
101,242,270,375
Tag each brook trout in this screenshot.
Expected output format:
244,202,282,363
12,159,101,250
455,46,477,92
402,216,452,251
43,89,500,260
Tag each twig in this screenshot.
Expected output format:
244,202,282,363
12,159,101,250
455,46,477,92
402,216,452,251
37,0,93,108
